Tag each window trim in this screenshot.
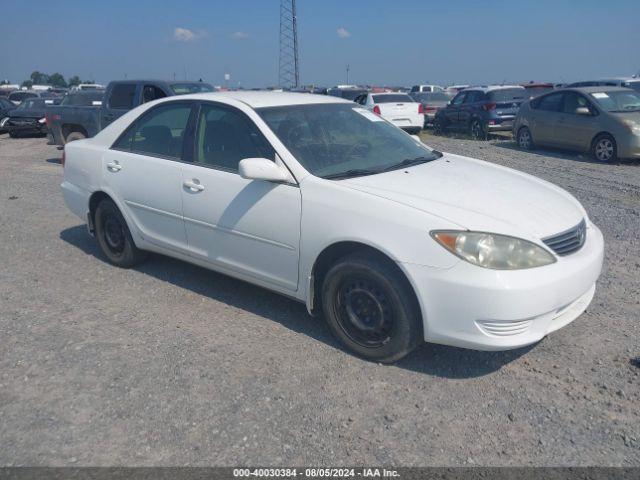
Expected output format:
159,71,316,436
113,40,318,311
110,100,197,163
188,100,278,175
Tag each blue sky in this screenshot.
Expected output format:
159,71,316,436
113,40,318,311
1,0,639,87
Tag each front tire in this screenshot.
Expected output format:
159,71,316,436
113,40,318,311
321,253,422,363
94,199,147,268
592,134,617,162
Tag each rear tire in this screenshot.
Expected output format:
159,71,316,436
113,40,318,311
65,131,86,143
517,126,534,150
469,119,486,140
433,117,445,135
592,134,617,162
94,199,147,268
321,253,422,363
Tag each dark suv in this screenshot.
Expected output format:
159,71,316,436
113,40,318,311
434,85,526,139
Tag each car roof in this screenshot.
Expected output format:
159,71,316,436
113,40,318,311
370,92,411,96
160,91,352,108
563,86,633,93
465,85,525,92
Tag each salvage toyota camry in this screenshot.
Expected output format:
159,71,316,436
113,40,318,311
61,92,604,363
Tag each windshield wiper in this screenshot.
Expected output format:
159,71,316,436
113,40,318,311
380,154,441,172
322,168,381,180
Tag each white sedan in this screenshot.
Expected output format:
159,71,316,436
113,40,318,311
354,92,424,134
61,92,604,363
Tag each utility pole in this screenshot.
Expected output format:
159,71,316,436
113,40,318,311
346,64,350,84
279,0,300,88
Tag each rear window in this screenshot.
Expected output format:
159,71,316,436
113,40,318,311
61,92,104,106
487,88,526,102
9,92,37,102
372,94,414,103
109,84,137,109
170,83,214,94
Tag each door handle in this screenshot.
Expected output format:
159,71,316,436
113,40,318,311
106,161,122,172
183,179,205,192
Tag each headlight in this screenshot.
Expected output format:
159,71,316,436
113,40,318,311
431,231,556,270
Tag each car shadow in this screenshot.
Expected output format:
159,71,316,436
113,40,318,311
60,224,531,378
493,139,639,166
46,157,61,165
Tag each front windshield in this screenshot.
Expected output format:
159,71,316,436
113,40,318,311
17,99,44,110
170,83,214,94
257,103,441,179
590,90,640,112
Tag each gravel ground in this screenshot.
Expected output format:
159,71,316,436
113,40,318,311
0,131,638,467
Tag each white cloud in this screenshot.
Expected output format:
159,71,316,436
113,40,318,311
337,27,351,38
230,31,249,40
173,27,206,42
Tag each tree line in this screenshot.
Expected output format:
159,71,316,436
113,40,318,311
0,71,95,89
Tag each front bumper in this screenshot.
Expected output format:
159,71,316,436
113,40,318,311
401,221,604,351
7,120,46,135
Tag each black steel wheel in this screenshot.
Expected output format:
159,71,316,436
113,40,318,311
94,198,147,268
321,253,422,363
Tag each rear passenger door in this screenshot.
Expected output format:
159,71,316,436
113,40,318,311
444,92,466,128
103,101,195,251
458,90,483,126
530,92,564,146
180,102,302,292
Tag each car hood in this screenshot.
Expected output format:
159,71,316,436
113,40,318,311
609,111,640,123
340,153,586,239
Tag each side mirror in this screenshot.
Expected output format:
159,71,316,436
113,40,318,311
239,158,289,182
575,107,591,116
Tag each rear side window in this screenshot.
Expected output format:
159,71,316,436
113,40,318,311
113,103,192,159
372,94,413,103
463,91,484,103
487,88,526,102
195,103,274,172
108,84,137,109
533,92,564,112
142,85,167,104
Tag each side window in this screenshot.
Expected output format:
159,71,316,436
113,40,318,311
562,92,593,114
451,92,466,105
108,84,137,110
410,86,418,93
195,103,275,172
142,85,167,104
536,92,564,112
463,91,482,103
113,103,192,159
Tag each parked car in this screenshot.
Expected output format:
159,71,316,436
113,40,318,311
444,85,469,97
514,86,640,162
409,91,450,126
8,90,39,105
434,85,527,139
354,92,424,133
61,91,603,363
5,98,49,137
45,90,105,144
567,77,640,92
0,97,17,133
47,79,214,145
327,85,369,101
521,82,555,99
410,85,445,93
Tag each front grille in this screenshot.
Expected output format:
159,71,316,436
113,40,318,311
543,219,587,256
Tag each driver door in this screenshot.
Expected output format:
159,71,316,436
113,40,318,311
180,102,302,292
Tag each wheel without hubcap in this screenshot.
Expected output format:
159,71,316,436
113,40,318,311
321,253,422,363
94,199,147,268
470,120,485,140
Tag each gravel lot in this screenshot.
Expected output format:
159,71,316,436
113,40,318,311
0,131,638,467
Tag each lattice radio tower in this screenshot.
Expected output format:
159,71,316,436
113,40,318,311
279,0,300,88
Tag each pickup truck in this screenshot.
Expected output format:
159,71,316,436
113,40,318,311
47,79,213,145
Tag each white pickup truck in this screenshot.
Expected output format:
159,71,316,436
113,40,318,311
354,92,424,134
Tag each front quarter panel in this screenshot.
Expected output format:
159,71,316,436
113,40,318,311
298,175,462,300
